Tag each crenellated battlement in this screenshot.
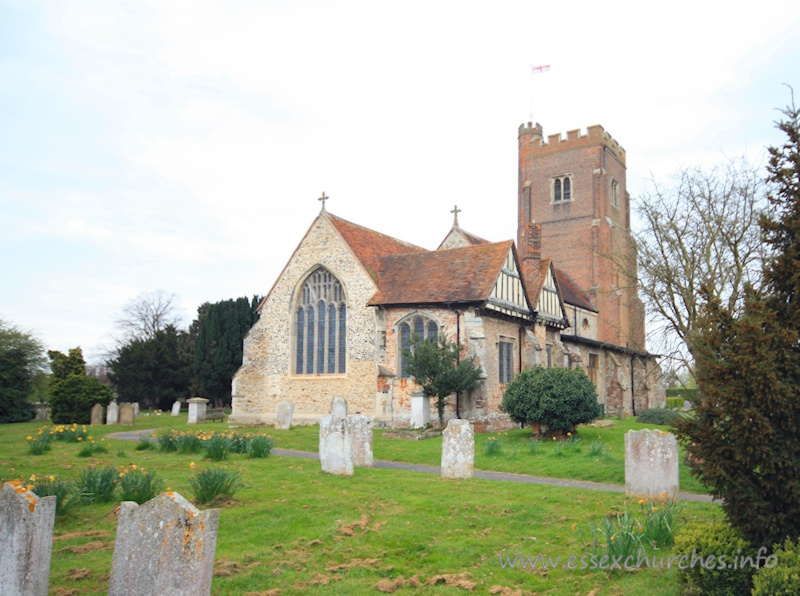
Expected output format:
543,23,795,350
521,123,626,164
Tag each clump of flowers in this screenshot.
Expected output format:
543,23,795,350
117,465,165,504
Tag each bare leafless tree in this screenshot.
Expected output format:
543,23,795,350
113,289,185,343
627,157,768,374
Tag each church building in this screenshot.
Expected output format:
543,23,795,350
229,123,664,429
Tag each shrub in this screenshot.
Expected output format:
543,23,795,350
117,466,165,504
228,433,251,454
501,367,602,432
674,521,756,595
752,538,800,595
31,475,79,516
588,509,650,570
49,374,113,424
176,433,204,454
666,387,698,403
247,435,275,459
666,397,685,408
636,407,681,426
76,466,117,503
189,467,243,504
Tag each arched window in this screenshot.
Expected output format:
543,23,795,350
295,267,346,374
398,314,439,378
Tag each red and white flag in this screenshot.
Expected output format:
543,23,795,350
531,65,550,74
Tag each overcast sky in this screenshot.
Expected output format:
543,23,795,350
2,0,799,362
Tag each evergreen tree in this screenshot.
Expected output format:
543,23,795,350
403,335,482,427
47,346,112,424
193,296,261,406
0,320,44,423
47,347,86,381
677,99,800,548
108,326,191,410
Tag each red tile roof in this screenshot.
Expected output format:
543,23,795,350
457,228,490,246
327,213,427,282
369,240,514,306
554,268,597,312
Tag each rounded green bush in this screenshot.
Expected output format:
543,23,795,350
752,539,800,595
636,407,682,426
49,375,113,424
501,367,602,432
674,521,756,595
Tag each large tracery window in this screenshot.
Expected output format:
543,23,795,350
295,267,346,374
398,314,439,378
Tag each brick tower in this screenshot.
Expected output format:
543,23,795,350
517,122,645,350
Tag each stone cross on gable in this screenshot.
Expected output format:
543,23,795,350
318,191,329,212
451,204,461,228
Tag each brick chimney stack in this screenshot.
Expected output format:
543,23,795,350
520,221,542,296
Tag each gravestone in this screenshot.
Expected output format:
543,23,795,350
108,492,219,596
276,402,294,430
171,401,181,416
118,403,134,427
132,402,140,418
90,403,104,426
625,429,679,501
346,414,373,467
319,415,353,476
0,482,57,596
187,397,209,424
410,390,430,429
35,403,48,422
106,401,119,425
330,396,347,420
441,419,474,479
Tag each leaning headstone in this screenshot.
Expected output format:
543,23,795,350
187,397,209,424
90,403,104,426
132,402,140,418
107,401,119,425
108,492,219,596
330,396,348,420
0,482,57,596
441,419,474,479
319,415,353,476
171,401,181,416
118,403,134,427
276,402,294,430
346,414,373,467
625,429,679,501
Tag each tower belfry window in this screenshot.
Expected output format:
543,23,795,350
551,175,573,203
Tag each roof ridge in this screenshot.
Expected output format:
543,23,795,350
326,212,427,253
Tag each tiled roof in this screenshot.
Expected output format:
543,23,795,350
327,213,426,282
458,228,491,246
369,240,514,306
554,268,597,312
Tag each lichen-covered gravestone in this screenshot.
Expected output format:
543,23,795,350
108,492,219,596
0,482,57,596
346,414,373,467
624,429,679,501
171,401,181,416
131,402,140,418
90,403,104,426
330,396,348,420
276,401,294,430
319,399,353,476
118,403,134,427
441,419,474,479
106,401,119,425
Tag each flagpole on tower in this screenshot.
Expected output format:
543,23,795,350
529,64,550,123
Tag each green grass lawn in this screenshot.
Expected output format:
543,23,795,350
259,417,709,495
1,415,721,594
